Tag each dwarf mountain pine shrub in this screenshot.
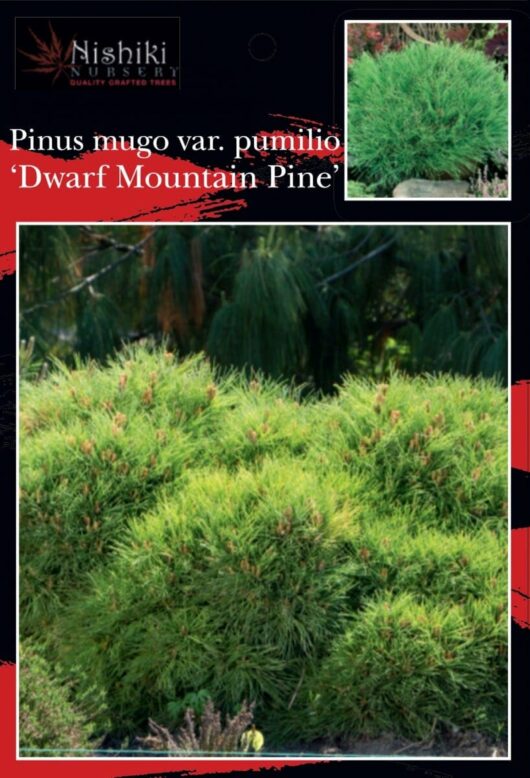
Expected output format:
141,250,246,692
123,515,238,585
311,374,507,532
347,43,508,189
19,349,228,633
19,349,507,742
57,461,359,730
287,592,507,742
343,513,506,609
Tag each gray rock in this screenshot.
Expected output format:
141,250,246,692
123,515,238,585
392,179,471,198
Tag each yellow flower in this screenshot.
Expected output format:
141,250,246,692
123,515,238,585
241,725,264,753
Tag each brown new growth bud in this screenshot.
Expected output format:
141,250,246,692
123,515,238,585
206,384,217,401
431,468,446,485
246,429,258,444
409,433,421,450
142,387,153,405
80,440,94,455
312,512,324,527
113,412,127,427
276,516,292,536
118,373,127,391
390,410,401,425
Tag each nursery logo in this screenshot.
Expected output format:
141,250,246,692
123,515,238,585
15,17,181,89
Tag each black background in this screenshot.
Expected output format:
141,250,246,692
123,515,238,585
1,1,528,774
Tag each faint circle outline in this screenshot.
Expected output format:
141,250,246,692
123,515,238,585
248,32,278,62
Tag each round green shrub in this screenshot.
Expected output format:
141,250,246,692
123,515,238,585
19,350,226,634
208,382,315,468
287,593,507,742
312,375,507,532
353,518,507,605
19,643,96,756
58,460,358,731
348,43,508,189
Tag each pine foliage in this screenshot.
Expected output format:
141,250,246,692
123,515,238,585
347,43,508,188
19,225,508,388
20,350,507,744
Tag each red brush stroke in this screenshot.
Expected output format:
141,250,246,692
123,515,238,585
0,140,249,263
1,660,309,771
0,250,15,280
0,115,343,274
512,528,530,629
512,381,530,472
510,382,530,628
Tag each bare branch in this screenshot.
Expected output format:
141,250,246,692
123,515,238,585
22,229,156,317
319,236,396,287
399,23,434,45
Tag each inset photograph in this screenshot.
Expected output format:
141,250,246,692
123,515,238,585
18,224,508,758
344,22,510,199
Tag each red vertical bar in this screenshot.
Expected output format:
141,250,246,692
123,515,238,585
512,528,530,629
512,381,530,472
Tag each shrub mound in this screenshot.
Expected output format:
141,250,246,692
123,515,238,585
19,351,223,633
58,461,359,729
285,592,506,742
347,43,508,189
20,348,508,745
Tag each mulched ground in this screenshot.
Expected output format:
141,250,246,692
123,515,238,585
97,729,507,758
320,730,507,757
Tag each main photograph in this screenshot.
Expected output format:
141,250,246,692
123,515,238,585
18,224,508,758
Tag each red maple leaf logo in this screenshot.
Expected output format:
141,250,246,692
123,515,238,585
18,21,75,84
